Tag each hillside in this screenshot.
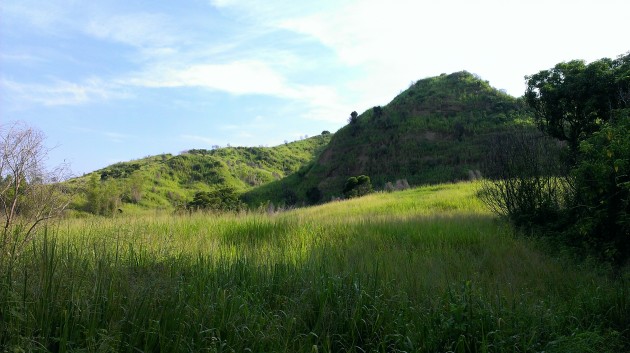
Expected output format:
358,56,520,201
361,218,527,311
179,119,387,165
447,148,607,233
7,183,628,351
66,133,331,214
244,71,533,205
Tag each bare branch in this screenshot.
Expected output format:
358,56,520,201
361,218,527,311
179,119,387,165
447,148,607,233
0,121,72,260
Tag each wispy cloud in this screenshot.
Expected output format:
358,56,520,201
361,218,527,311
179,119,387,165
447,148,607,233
85,13,180,50
2,78,130,107
69,126,135,144
123,60,295,97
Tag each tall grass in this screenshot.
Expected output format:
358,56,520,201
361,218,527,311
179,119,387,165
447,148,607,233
1,183,628,352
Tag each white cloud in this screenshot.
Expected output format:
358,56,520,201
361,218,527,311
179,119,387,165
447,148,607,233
86,13,179,50
1,78,129,107
231,0,630,97
124,60,295,97
103,132,132,143
1,1,69,31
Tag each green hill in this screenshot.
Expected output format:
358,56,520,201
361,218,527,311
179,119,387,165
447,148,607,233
66,134,331,214
68,71,534,212
244,71,533,205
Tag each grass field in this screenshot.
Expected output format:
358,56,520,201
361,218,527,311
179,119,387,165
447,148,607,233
1,182,628,352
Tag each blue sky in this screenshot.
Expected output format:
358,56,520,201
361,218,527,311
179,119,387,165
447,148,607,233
2,0,629,176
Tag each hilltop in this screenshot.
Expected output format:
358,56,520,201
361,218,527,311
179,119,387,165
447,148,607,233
244,71,532,205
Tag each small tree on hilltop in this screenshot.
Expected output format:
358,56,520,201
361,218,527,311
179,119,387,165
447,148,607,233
349,111,358,124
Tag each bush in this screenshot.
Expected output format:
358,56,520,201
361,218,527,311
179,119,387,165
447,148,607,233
188,187,243,212
569,113,630,262
306,186,323,204
479,130,568,228
344,175,373,198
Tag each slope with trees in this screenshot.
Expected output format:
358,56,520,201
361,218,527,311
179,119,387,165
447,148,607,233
482,52,630,263
245,71,533,205
66,134,331,214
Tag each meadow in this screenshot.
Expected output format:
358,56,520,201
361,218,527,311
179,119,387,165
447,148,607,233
1,182,628,352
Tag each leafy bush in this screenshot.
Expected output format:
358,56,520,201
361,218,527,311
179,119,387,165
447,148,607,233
188,186,243,212
569,112,630,262
343,175,373,198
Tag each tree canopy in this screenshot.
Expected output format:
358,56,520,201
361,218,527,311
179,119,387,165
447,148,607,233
525,53,630,156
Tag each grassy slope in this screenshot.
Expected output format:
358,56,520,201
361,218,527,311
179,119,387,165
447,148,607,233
2,182,628,352
246,71,535,204
66,134,331,213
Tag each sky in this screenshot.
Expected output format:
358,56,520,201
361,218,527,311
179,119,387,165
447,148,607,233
1,0,629,176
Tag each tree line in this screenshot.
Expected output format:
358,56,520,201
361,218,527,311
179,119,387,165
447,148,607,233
481,52,630,264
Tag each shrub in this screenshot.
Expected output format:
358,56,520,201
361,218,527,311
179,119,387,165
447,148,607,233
187,187,243,212
479,130,568,228
344,175,373,198
569,113,630,262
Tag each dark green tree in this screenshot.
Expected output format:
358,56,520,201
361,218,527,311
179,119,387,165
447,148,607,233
373,106,383,118
306,186,323,204
570,112,630,262
343,175,373,198
188,186,242,212
349,111,358,124
525,53,630,158
343,177,358,197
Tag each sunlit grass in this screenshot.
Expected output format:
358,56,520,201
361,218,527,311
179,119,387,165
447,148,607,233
1,182,628,352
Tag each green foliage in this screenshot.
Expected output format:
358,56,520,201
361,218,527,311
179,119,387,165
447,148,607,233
305,186,323,204
488,52,630,264
85,173,120,216
1,183,628,351
343,175,373,198
525,53,630,156
188,186,243,212
569,112,630,262
282,71,534,202
348,111,358,124
99,162,140,180
68,134,331,212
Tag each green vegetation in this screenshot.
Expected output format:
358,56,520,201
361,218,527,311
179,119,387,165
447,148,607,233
483,52,630,264
4,56,629,351
66,134,331,214
247,71,535,205
2,183,628,351
187,186,243,212
343,175,373,198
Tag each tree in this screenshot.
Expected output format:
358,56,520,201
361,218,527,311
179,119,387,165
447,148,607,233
569,112,630,262
525,53,630,159
349,111,359,124
1,122,71,259
85,173,121,216
187,186,243,212
306,186,323,204
373,106,383,118
343,175,373,198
